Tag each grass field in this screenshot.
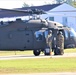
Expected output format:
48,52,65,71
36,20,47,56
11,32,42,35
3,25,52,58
64,48,76,53
0,51,33,56
0,57,76,74
0,48,76,74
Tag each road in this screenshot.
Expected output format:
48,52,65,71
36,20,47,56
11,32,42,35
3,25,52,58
0,53,76,60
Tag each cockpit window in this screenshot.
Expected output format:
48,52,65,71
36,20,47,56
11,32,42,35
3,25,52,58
35,31,43,41
44,30,48,38
70,28,76,37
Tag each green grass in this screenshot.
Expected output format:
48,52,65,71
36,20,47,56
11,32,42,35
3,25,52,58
0,51,33,56
0,58,76,74
64,48,76,53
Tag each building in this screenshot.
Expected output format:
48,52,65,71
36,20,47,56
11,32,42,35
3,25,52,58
41,3,76,31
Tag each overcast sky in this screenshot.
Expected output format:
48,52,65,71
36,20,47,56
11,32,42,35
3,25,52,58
0,0,56,9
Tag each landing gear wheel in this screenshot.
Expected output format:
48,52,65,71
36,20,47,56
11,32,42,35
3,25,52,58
33,49,40,56
44,47,50,55
54,48,60,55
54,48,64,55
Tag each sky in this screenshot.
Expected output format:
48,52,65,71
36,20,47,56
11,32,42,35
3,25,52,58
0,0,56,9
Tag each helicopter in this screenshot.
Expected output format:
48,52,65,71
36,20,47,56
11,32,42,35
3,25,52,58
0,8,76,56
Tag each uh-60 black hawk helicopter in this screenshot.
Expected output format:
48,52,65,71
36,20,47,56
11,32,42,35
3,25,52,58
0,8,76,56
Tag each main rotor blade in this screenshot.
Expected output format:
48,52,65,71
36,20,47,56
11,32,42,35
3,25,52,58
0,8,45,14
0,8,76,18
0,8,32,14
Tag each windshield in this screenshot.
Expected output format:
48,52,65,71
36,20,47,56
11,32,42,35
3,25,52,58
64,30,69,40
70,28,76,37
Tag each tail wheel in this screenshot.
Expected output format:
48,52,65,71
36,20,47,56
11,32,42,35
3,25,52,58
33,49,41,56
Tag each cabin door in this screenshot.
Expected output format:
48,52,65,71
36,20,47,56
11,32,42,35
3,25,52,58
25,30,33,49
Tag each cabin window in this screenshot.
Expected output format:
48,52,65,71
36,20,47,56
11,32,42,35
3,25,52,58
35,31,43,41
0,21,3,25
44,30,48,38
49,17,54,21
64,30,68,40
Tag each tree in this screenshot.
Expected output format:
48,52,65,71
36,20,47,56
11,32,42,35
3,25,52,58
66,0,76,8
22,2,29,7
66,0,72,5
71,0,76,7
56,0,66,4
56,0,76,7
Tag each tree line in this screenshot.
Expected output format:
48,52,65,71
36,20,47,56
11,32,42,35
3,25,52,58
22,0,76,8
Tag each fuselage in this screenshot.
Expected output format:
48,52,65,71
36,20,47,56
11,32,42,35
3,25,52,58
0,19,76,51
